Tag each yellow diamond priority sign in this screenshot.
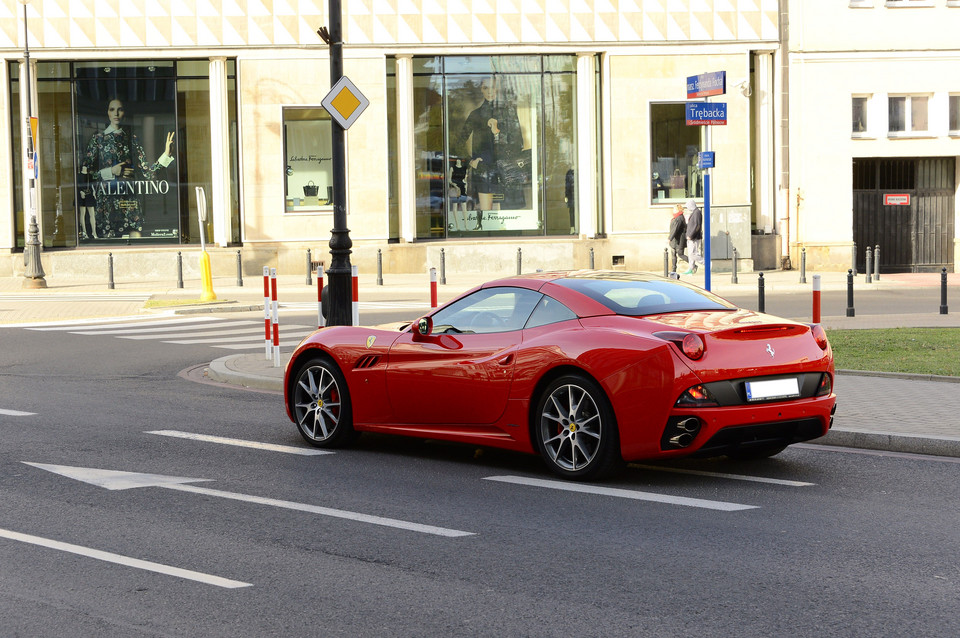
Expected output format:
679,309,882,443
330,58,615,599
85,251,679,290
322,76,369,130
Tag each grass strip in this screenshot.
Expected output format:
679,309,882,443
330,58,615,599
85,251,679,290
826,327,960,377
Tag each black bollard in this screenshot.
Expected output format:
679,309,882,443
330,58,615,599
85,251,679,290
108,252,115,290
874,245,880,281
176,251,184,289
589,247,595,269
799,247,806,284
377,249,383,286
517,247,522,275
440,248,446,285
940,267,948,315
663,247,669,277
846,269,855,317
305,249,312,286
236,250,243,287
758,272,765,313
731,247,739,284
865,246,872,284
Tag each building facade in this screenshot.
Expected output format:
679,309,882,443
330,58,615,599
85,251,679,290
4,1,951,277
786,0,960,272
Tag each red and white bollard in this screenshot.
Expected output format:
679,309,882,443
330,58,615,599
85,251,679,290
271,268,280,367
317,263,325,329
263,267,271,360
351,265,359,326
812,274,821,324
430,267,438,308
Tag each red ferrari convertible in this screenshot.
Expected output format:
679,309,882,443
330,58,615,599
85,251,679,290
284,270,836,480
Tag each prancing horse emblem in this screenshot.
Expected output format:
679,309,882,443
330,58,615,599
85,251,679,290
766,343,775,358
367,336,376,348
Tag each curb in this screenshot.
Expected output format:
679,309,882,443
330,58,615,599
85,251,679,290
206,355,283,393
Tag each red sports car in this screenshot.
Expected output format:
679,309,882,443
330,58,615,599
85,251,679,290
284,270,836,480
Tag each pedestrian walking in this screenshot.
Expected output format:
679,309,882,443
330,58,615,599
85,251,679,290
667,204,687,273
681,199,703,275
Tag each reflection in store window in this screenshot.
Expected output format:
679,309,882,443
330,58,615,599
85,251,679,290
283,108,334,212
650,103,703,204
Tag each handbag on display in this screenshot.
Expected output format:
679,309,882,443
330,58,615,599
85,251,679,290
303,181,319,197
496,149,532,186
670,169,686,190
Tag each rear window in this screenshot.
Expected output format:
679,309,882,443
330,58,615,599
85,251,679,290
555,275,735,316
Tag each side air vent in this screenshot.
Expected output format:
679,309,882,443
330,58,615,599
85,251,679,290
354,355,381,369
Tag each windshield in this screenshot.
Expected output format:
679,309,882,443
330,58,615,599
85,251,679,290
555,273,736,316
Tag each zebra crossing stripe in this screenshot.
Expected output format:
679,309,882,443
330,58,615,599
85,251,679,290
29,317,220,331
67,320,260,336
0,409,36,416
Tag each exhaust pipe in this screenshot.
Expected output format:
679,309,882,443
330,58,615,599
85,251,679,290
667,418,701,449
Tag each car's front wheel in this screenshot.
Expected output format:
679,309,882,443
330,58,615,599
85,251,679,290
534,374,622,480
291,357,357,447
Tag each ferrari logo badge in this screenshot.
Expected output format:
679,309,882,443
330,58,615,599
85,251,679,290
366,336,376,348
766,344,775,358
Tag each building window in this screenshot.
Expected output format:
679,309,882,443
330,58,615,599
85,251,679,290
411,55,580,239
282,108,334,212
950,95,960,134
650,103,703,204
852,96,868,135
888,95,929,136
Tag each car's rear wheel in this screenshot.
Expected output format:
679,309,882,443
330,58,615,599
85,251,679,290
534,374,622,480
291,357,357,447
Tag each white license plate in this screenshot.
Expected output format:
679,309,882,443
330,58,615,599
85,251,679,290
745,378,800,401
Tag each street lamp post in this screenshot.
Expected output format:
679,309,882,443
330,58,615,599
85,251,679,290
19,0,46,288
322,0,352,326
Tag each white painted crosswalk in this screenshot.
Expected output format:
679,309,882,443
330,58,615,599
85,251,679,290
19,316,318,351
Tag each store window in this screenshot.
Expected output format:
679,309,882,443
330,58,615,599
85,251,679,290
411,55,580,239
8,59,239,248
283,108,334,212
650,103,704,204
888,95,929,135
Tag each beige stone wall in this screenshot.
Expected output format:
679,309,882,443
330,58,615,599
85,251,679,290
238,55,389,245
0,0,779,50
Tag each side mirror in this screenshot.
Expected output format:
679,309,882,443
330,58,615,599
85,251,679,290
416,316,433,336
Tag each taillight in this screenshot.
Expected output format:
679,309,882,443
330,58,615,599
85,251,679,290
811,324,829,350
654,331,706,361
816,373,833,397
675,384,719,407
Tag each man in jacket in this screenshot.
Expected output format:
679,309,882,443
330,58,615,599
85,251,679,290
667,204,687,273
681,199,704,275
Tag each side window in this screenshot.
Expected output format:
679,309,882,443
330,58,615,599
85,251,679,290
525,295,577,329
431,287,542,334
283,107,334,212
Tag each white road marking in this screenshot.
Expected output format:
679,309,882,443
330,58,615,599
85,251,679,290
0,409,36,416
483,475,758,511
630,464,816,487
161,330,313,345
147,430,333,456
0,527,251,589
67,320,261,335
26,463,475,538
29,316,219,331
0,312,177,328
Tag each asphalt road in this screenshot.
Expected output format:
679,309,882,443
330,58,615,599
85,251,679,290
1,319,958,636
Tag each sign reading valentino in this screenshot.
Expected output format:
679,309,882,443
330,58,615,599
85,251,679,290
75,77,179,243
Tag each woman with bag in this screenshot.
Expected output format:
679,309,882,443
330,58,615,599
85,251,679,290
681,199,704,275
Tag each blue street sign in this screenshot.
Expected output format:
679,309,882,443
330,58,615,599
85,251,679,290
698,151,715,169
686,102,727,126
686,71,726,99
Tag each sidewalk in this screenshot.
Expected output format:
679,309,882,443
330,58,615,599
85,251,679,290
3,267,960,459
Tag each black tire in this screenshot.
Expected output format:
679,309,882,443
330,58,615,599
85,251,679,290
291,357,357,448
533,374,623,480
726,444,788,461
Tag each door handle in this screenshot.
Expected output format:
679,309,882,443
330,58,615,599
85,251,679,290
497,354,514,366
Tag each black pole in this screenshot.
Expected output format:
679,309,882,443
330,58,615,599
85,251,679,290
177,251,184,288
324,0,353,326
940,267,948,315
757,272,765,313
846,269,855,317
731,247,738,284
